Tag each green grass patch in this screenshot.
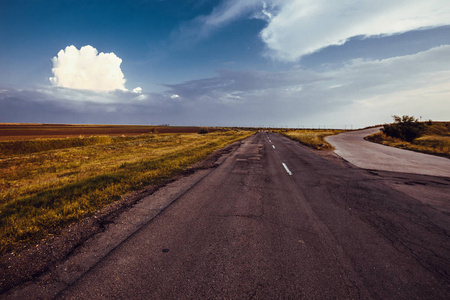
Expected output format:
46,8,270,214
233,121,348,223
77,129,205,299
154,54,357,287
0,130,253,254
278,129,345,150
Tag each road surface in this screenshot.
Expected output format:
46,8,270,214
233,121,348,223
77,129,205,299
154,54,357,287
326,127,450,177
4,133,450,299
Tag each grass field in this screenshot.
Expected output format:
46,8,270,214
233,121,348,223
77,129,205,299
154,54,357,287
367,122,450,158
278,129,346,150
0,126,252,254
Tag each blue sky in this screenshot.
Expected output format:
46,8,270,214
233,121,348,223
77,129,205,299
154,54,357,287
1,0,449,128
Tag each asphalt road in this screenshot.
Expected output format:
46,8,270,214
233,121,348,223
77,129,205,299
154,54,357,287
326,127,450,177
5,133,450,299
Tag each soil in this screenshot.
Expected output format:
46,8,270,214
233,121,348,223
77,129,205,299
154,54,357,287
0,124,222,141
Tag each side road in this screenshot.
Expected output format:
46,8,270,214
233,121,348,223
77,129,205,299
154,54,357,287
326,127,450,177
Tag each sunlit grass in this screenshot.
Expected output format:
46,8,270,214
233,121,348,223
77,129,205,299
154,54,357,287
367,132,449,158
0,130,253,254
278,129,345,150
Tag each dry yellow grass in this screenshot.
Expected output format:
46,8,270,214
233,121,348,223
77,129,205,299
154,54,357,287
0,130,253,254
367,132,449,158
279,129,345,150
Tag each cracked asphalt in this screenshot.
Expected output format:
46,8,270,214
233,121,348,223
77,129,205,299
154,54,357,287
7,132,450,299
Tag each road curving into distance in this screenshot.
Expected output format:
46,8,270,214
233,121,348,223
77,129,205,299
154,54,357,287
4,132,449,299
326,127,450,177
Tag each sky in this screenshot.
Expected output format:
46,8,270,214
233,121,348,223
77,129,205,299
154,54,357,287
1,0,450,128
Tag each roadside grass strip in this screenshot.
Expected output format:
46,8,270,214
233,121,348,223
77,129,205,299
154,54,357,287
367,132,449,158
279,129,345,150
0,130,253,254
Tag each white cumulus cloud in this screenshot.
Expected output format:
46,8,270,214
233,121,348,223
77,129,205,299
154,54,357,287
132,87,142,94
49,45,127,91
259,0,450,60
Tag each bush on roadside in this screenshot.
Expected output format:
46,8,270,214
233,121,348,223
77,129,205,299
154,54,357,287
382,115,425,142
367,118,449,158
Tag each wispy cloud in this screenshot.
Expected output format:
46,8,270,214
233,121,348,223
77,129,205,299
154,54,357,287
171,0,262,43
164,45,450,127
261,0,450,61
189,0,450,61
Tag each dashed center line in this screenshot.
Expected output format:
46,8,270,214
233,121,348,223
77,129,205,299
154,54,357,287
272,145,275,149
282,163,292,176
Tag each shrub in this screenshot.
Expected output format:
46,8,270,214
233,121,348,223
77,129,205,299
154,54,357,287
382,115,425,142
198,128,209,134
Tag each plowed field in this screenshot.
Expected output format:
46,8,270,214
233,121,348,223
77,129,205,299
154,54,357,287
0,124,218,141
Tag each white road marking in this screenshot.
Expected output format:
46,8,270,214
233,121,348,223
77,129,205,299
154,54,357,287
269,140,272,143
272,145,275,149
282,163,292,176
